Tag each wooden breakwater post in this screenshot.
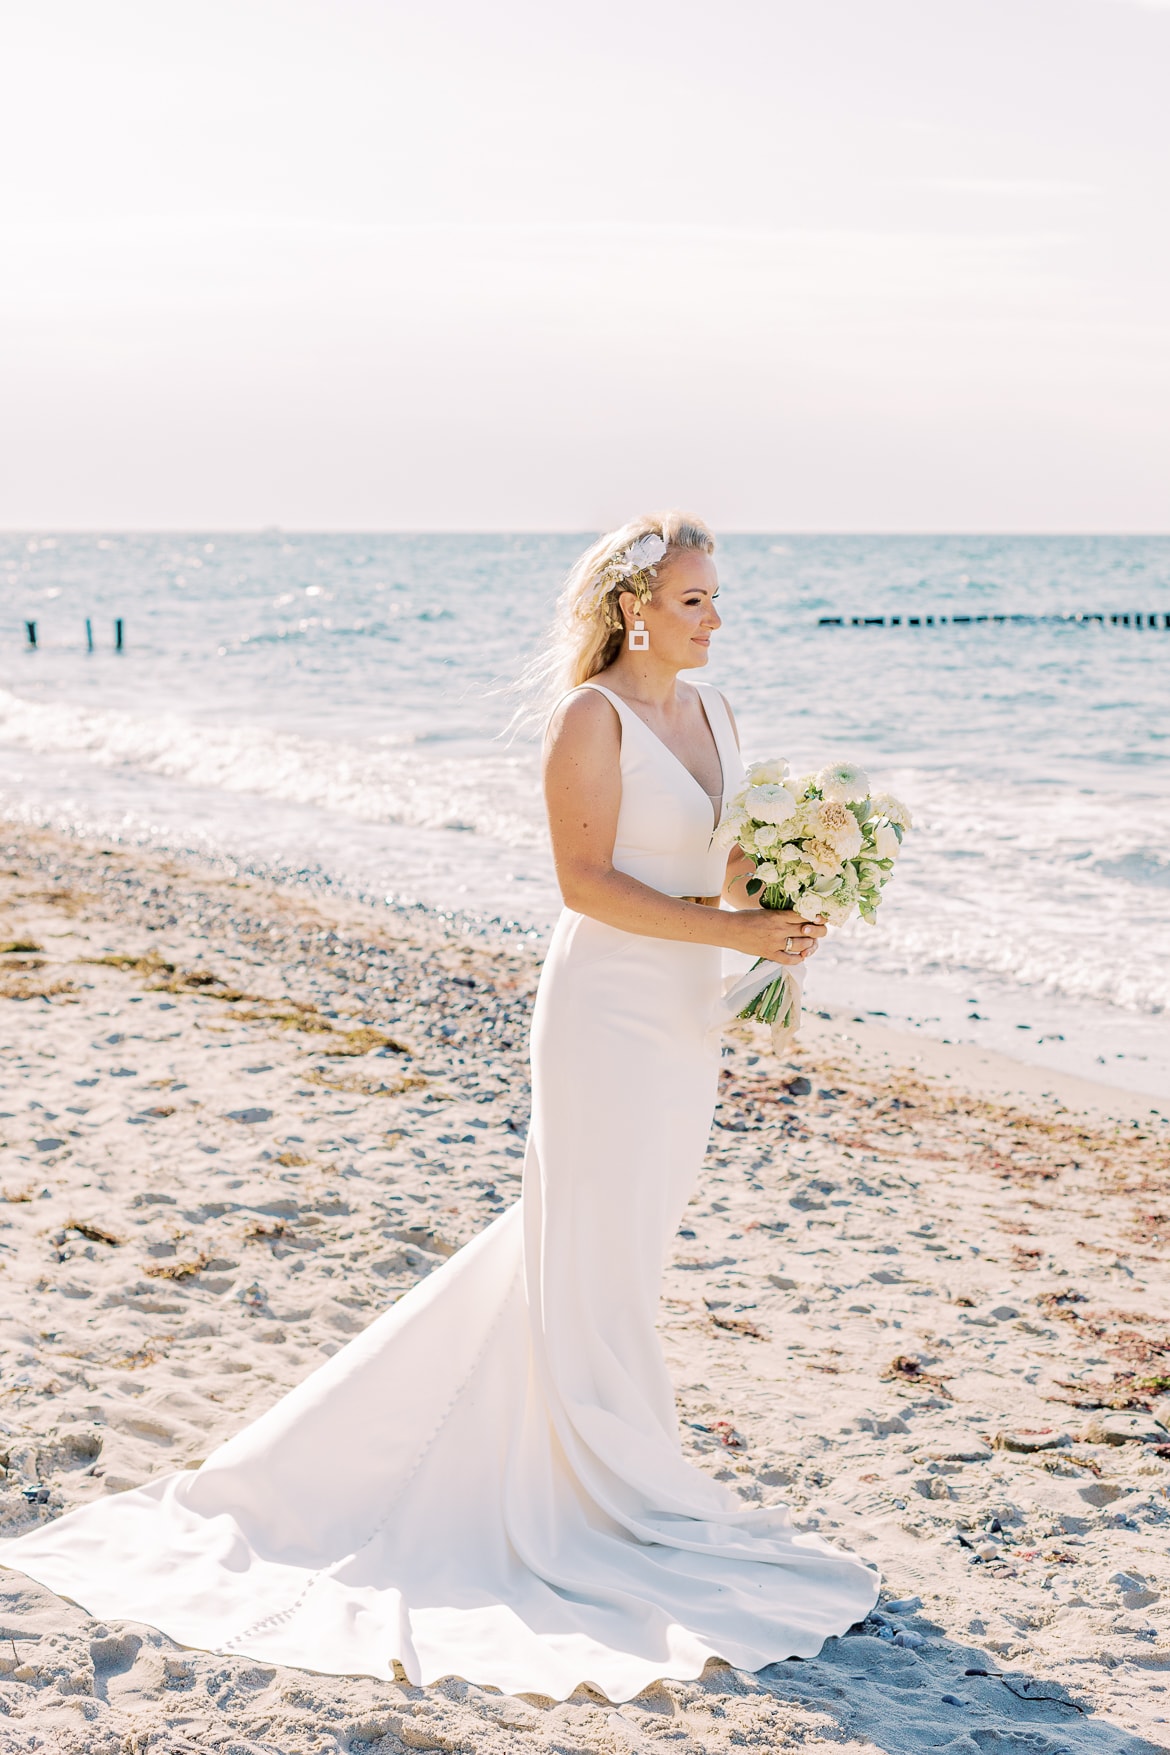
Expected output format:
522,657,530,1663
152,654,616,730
817,610,1170,629
114,618,124,652
24,620,37,649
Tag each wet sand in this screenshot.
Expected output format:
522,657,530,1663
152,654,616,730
1,826,1168,1754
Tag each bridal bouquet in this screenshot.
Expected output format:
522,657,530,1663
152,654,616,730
714,759,912,1049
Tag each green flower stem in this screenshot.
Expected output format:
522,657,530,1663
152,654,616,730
738,973,793,1028
734,874,803,1027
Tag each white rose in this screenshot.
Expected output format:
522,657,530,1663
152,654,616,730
794,891,829,922
745,757,790,787
753,824,780,852
871,791,913,829
746,782,797,826
872,823,900,860
778,843,803,864
712,808,748,850
754,862,780,884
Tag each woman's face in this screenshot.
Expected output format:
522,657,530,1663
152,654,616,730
624,550,721,670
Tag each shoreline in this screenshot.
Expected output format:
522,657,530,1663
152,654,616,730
1,824,1168,1753
2,777,1166,1103
802,1008,1167,1127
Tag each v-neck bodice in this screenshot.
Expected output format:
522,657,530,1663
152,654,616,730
577,680,744,899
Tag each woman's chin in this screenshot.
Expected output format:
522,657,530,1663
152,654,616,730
682,648,711,669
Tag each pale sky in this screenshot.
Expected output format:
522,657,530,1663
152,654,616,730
2,0,1168,531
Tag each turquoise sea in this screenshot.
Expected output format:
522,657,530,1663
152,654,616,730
2,532,1167,1099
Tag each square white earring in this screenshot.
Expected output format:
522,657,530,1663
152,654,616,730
628,618,649,651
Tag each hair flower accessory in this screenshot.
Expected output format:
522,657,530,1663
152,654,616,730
590,530,669,627
619,533,667,576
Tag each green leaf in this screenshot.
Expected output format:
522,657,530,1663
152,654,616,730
745,878,762,896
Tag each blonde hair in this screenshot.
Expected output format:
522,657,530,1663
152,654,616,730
509,510,715,733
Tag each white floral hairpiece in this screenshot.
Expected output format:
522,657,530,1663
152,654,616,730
590,532,668,628
614,533,667,577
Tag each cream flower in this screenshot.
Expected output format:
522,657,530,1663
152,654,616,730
816,761,871,803
802,838,843,878
745,782,797,826
745,757,790,787
754,862,781,885
810,799,863,859
753,824,781,852
713,809,748,851
872,823,900,860
871,791,913,829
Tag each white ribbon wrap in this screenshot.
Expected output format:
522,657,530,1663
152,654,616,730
718,949,806,1053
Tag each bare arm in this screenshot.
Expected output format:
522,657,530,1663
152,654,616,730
543,690,823,964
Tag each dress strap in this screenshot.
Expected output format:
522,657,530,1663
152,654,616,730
574,681,628,713
689,681,738,763
552,679,732,763
554,673,634,723
546,681,626,729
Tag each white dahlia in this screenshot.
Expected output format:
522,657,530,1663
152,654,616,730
816,761,871,803
745,782,797,826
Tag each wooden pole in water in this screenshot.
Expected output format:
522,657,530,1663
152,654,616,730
25,620,37,649
114,618,124,652
816,609,1166,629
85,618,94,653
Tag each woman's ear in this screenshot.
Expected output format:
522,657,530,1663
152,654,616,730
617,588,640,630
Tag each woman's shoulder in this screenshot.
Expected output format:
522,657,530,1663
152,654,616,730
544,681,623,746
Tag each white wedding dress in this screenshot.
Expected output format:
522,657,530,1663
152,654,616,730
3,680,879,1702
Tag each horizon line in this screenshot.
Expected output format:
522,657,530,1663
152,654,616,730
3,527,1170,540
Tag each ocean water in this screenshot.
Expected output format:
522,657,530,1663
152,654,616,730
2,532,1168,1100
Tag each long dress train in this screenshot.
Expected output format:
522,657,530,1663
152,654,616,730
1,679,879,1702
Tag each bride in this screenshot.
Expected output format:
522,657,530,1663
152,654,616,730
3,511,879,1702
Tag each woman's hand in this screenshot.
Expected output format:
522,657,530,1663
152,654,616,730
723,907,827,964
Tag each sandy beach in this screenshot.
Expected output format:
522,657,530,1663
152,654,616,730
1,824,1168,1754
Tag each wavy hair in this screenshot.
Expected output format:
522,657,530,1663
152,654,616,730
508,510,715,734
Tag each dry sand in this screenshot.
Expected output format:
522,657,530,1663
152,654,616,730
1,825,1168,1755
